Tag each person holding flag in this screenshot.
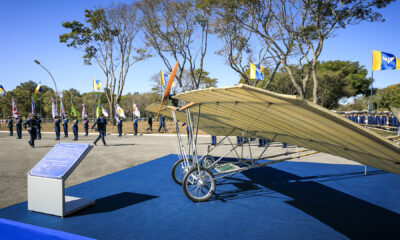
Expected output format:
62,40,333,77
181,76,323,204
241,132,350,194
23,114,37,148
91,113,108,146
15,116,22,139
54,116,61,140
62,115,69,138
12,98,22,139
70,98,79,140
82,104,89,136
72,116,79,141
115,104,125,137
36,115,42,140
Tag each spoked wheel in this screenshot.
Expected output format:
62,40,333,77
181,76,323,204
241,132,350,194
201,155,215,169
171,158,193,185
182,166,216,202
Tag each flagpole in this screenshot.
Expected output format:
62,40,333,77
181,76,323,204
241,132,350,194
39,81,42,119
368,71,374,128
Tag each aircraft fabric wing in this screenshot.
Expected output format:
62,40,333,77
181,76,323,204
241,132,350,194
173,84,400,175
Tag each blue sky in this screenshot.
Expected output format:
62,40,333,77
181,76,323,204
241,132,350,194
0,0,399,94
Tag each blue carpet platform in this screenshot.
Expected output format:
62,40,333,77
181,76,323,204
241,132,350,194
0,154,399,240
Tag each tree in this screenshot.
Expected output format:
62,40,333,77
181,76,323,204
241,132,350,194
311,61,371,109
60,2,149,123
199,0,394,104
0,81,55,119
138,0,210,90
377,84,400,109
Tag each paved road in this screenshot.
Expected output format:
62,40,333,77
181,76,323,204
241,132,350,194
0,131,357,209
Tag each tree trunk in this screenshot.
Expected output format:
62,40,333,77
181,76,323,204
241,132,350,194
311,64,318,104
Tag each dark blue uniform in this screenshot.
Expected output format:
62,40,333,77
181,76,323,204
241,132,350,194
158,116,166,132
211,136,217,145
83,119,89,136
54,118,61,140
91,117,107,145
72,119,79,140
8,119,13,136
368,115,376,125
63,118,69,137
359,115,366,125
23,118,37,147
36,118,42,139
117,118,123,136
147,117,153,132
16,118,22,139
133,118,138,135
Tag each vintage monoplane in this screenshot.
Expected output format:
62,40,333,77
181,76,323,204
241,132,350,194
147,63,400,202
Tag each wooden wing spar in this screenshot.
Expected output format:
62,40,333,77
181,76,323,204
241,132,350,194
147,84,400,174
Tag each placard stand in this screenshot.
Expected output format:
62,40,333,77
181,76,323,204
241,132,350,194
27,143,94,217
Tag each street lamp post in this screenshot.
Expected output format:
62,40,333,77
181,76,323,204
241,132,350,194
34,60,59,112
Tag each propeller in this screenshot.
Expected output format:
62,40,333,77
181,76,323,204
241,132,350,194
156,61,179,120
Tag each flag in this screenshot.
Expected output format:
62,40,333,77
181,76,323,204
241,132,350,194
96,104,101,118
93,77,102,91
101,106,109,117
60,100,66,118
35,84,42,93
133,103,140,118
0,85,7,96
372,50,400,71
160,71,168,87
12,98,19,118
31,96,35,114
82,103,88,119
249,62,264,80
115,104,125,118
71,98,78,118
51,98,57,118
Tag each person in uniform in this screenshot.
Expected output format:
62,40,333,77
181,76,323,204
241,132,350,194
117,116,123,137
36,115,42,140
375,112,382,127
54,116,61,140
211,136,217,145
83,117,89,136
158,115,167,132
147,116,153,132
91,113,107,146
8,117,13,136
382,111,389,127
23,114,37,148
72,116,79,141
133,117,138,136
62,116,69,138
16,116,22,139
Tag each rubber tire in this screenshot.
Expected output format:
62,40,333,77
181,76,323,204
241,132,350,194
182,166,216,202
171,158,192,185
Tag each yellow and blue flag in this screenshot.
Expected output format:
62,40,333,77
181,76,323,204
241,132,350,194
35,84,42,93
93,77,102,91
372,50,400,71
160,71,169,87
249,62,264,80
0,85,7,96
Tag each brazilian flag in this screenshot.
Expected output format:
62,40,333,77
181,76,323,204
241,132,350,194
71,98,78,118
96,103,101,118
